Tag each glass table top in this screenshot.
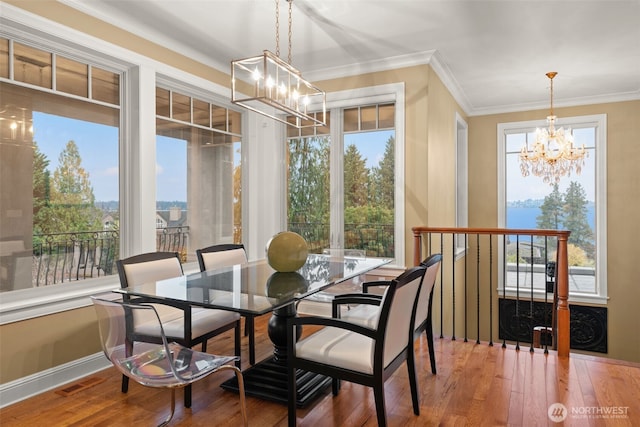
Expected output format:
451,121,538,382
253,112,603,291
116,254,391,316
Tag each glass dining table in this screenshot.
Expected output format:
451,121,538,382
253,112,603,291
115,252,391,406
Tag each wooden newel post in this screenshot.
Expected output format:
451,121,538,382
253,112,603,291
556,232,571,358
413,229,422,266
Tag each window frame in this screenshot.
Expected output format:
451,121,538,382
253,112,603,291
0,6,238,324
497,114,608,304
304,83,406,266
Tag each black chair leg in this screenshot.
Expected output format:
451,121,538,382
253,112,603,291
121,374,129,393
247,316,255,365
184,384,192,408
407,352,420,415
426,315,437,374
234,320,242,368
373,382,387,427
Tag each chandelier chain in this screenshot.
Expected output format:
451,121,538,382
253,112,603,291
275,0,280,58
288,0,293,65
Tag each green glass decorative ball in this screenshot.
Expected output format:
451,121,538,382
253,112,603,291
265,231,309,272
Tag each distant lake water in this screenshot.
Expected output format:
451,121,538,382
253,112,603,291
507,206,596,230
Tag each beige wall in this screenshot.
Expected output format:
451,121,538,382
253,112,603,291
468,100,640,362
1,1,638,387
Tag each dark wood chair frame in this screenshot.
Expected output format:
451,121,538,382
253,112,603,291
287,265,427,427
332,253,442,375
117,251,241,408
195,243,258,365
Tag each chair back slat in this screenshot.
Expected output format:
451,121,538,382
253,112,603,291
379,266,426,367
414,254,442,330
197,244,247,272
117,252,183,288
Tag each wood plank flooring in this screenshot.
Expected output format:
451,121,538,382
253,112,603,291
2,314,639,426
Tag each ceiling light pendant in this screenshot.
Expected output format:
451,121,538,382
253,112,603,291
519,72,587,184
231,0,326,128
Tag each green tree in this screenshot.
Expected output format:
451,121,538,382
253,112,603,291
371,136,395,209
343,144,369,208
32,141,51,235
288,137,330,224
233,148,242,243
563,181,594,258
48,140,101,233
536,183,564,230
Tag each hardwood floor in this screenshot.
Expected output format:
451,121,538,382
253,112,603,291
2,314,639,426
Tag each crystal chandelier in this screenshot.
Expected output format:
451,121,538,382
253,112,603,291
519,72,587,184
231,0,326,128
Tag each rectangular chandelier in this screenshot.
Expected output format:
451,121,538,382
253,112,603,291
231,50,326,128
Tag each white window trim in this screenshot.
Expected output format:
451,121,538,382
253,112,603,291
497,114,607,304
455,112,468,259
0,5,234,324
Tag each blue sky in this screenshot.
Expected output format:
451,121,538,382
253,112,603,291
34,111,394,203
36,112,592,207
34,112,187,201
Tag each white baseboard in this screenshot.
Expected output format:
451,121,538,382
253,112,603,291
0,352,111,408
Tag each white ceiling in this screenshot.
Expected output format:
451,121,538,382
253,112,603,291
62,0,640,115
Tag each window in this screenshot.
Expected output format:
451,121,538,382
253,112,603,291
498,114,607,302
0,13,243,323
155,85,243,261
286,84,404,263
455,112,468,253
1,38,121,293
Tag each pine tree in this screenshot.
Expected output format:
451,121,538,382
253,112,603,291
563,181,594,258
48,140,101,233
288,137,330,224
343,144,369,208
537,183,564,229
32,141,51,235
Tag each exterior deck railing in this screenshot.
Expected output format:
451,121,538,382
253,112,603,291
288,222,394,258
412,226,571,358
23,226,189,287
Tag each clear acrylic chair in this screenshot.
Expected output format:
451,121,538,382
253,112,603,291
91,297,248,427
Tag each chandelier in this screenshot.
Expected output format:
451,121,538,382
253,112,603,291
231,0,326,128
519,72,587,184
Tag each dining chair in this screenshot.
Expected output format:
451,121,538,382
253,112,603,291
116,251,241,407
332,253,442,374
195,244,257,365
296,248,367,317
91,297,248,427
287,264,427,427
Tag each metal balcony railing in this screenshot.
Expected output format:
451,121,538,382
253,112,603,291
412,226,572,358
288,222,394,258
6,227,190,288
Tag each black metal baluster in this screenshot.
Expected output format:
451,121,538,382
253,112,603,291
451,233,456,341
502,234,507,349
515,234,520,351
488,234,493,346
529,234,535,352
464,233,468,343
476,233,480,344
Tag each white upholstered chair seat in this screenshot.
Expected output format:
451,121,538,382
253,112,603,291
340,304,381,328
134,305,241,339
295,326,376,374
